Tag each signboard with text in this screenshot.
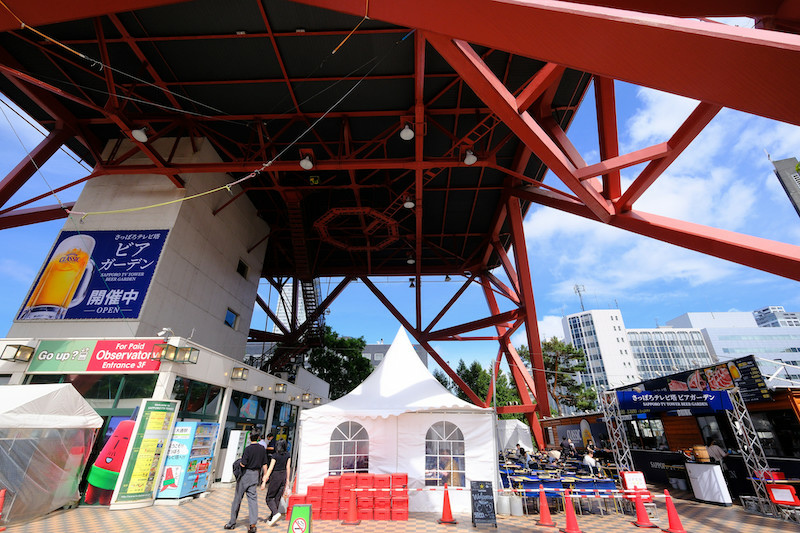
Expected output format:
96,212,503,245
17,229,168,321
28,339,162,373
617,390,733,414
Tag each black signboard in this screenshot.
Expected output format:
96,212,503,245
470,480,497,527
620,355,771,404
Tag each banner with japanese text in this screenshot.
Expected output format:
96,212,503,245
17,229,168,321
28,339,162,373
617,390,733,414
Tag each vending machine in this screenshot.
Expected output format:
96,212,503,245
157,421,219,499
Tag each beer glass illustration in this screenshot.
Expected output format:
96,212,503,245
18,234,96,319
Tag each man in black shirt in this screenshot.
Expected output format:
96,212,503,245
225,432,268,532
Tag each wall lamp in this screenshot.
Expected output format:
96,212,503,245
1,344,35,362
231,367,249,380
275,383,287,393
313,397,322,405
152,344,198,364
302,392,312,403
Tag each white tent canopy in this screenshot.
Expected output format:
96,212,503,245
497,418,533,452
297,328,498,513
0,383,103,429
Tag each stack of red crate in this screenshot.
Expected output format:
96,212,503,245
356,473,374,520
391,473,409,521
306,483,323,520
320,476,340,520
373,474,392,520
286,494,306,518
338,473,357,520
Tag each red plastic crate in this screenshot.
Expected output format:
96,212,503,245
391,497,408,510
324,476,341,488
357,473,374,488
356,495,374,508
357,508,373,520
390,487,408,499
307,484,323,499
339,493,352,505
323,487,339,499
374,497,390,509
374,474,391,488
391,508,408,521
288,495,306,507
306,496,321,510
338,508,349,521
311,508,321,520
391,473,408,487
320,509,338,520
340,473,357,488
322,498,339,510
374,508,391,521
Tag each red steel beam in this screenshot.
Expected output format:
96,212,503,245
427,309,521,340
297,0,800,126
0,128,71,208
516,187,800,282
594,76,621,200
0,202,73,229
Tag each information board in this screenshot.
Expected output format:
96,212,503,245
470,480,497,527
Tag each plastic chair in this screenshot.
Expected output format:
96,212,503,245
572,479,596,515
594,478,618,514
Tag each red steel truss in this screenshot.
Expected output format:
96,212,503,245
2,0,800,447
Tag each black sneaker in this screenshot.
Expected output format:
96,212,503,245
223,524,236,530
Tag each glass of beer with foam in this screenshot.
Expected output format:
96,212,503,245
18,234,96,320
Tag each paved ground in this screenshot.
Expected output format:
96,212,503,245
5,483,800,533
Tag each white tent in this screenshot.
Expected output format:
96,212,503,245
297,328,498,513
0,384,103,526
497,419,533,453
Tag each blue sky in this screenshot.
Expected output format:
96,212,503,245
2,18,799,372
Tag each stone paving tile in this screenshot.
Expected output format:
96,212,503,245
6,483,800,533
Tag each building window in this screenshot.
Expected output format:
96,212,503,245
225,308,239,329
425,421,465,487
236,259,249,279
329,421,369,475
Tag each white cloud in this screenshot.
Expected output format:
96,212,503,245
0,259,36,283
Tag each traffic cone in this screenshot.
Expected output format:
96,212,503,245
559,489,583,533
341,488,360,525
536,484,556,527
632,493,658,528
0,488,6,532
438,483,458,524
662,490,687,533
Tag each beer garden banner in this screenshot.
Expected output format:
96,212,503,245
17,229,168,321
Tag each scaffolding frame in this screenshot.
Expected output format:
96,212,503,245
601,391,634,472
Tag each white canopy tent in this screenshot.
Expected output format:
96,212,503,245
497,418,533,453
297,328,498,513
0,384,103,526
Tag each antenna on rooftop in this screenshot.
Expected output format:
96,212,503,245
574,284,586,312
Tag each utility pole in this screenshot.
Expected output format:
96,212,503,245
574,284,586,312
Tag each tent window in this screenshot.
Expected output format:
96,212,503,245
425,421,466,487
329,421,369,476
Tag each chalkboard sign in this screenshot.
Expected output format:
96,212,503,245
470,480,497,527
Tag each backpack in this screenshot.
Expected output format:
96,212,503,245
233,458,244,481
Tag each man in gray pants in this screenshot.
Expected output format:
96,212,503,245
225,433,268,532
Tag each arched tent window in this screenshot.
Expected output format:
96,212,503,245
425,421,465,487
329,421,369,476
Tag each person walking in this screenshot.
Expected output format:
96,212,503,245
225,433,268,532
263,439,292,526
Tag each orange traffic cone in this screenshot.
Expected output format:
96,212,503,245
662,490,687,533
632,493,658,528
438,483,458,524
536,484,556,527
341,488,360,525
0,488,6,532
559,489,584,533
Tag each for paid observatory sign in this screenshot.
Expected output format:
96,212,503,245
28,339,162,373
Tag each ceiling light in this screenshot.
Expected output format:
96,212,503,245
299,155,314,170
131,127,149,143
463,150,477,166
406,254,415,265
400,124,415,141
403,196,415,209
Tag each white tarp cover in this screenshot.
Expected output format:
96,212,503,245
297,329,498,513
0,384,102,525
497,419,533,452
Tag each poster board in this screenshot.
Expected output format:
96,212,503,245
110,399,179,509
470,481,497,527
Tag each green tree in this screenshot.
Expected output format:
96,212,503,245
433,369,453,391
450,359,522,420
521,338,596,416
305,326,373,399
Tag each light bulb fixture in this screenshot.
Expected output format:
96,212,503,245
403,196,415,209
313,397,322,405
157,327,174,338
406,255,415,265
302,392,312,403
463,149,477,166
131,127,149,143
1,344,34,362
176,347,199,364
409,277,415,288
299,155,314,170
399,123,415,141
275,383,287,393
231,367,249,380
151,343,177,361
